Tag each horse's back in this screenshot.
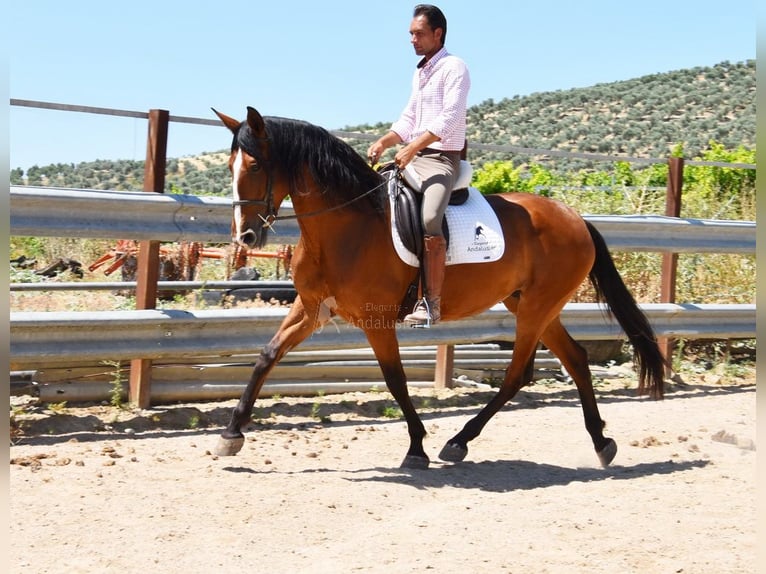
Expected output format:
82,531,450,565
487,191,586,221
438,190,596,321
486,191,593,246
484,191,596,279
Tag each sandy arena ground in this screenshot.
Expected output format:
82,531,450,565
10,372,756,574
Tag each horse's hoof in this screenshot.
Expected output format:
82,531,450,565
213,435,245,457
401,455,430,470
438,442,468,462
597,438,617,467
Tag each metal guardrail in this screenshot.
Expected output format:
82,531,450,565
10,186,241,243
10,186,756,253
12,345,565,402
10,303,756,370
583,214,755,253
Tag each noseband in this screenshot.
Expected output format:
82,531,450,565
231,177,278,226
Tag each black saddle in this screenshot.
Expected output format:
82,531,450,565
383,162,472,258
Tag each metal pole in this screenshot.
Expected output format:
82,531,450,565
129,109,169,408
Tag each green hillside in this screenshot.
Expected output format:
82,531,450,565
472,59,755,160
10,60,755,196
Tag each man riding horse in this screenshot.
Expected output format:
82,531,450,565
368,4,470,328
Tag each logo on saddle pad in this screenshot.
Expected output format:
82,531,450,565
386,166,505,267
467,223,495,254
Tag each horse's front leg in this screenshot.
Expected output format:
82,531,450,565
365,328,429,470
214,296,318,456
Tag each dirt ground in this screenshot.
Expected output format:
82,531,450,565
9,368,756,574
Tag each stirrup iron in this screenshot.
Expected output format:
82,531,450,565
405,298,432,329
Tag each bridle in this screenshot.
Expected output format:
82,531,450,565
231,148,392,231
230,135,279,227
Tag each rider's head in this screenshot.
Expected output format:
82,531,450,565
413,4,447,47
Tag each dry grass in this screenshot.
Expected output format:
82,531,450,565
10,236,292,312
9,285,290,313
10,243,755,312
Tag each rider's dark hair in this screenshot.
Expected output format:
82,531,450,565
414,4,447,46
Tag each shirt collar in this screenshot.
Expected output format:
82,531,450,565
417,46,448,70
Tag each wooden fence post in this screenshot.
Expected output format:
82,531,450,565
659,156,684,377
129,109,169,408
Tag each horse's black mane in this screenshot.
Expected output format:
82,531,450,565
233,116,387,214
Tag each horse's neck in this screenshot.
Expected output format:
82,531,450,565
293,196,395,263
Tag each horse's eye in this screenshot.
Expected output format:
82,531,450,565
249,161,261,173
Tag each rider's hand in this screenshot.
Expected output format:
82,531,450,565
394,144,417,169
367,142,385,165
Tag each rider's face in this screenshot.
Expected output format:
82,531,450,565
409,15,442,60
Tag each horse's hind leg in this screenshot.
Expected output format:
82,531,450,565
214,296,319,456
540,317,616,467
522,349,536,386
439,320,543,463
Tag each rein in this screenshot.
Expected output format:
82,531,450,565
232,164,393,229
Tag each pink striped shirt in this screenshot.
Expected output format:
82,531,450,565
391,47,471,152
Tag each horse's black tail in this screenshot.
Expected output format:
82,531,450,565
585,221,666,399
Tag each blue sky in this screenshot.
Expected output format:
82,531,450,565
9,0,756,170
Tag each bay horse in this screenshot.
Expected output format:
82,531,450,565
212,106,665,470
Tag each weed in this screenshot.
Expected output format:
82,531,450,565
47,402,68,414
310,392,331,423
114,296,137,311
721,362,749,379
380,405,403,419
102,360,126,409
250,407,269,422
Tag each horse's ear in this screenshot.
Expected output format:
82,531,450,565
246,106,267,137
212,108,241,134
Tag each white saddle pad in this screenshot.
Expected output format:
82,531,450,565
388,184,506,267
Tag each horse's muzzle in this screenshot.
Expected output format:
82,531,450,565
236,229,259,249
236,225,271,249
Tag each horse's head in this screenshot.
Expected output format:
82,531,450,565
213,106,280,249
